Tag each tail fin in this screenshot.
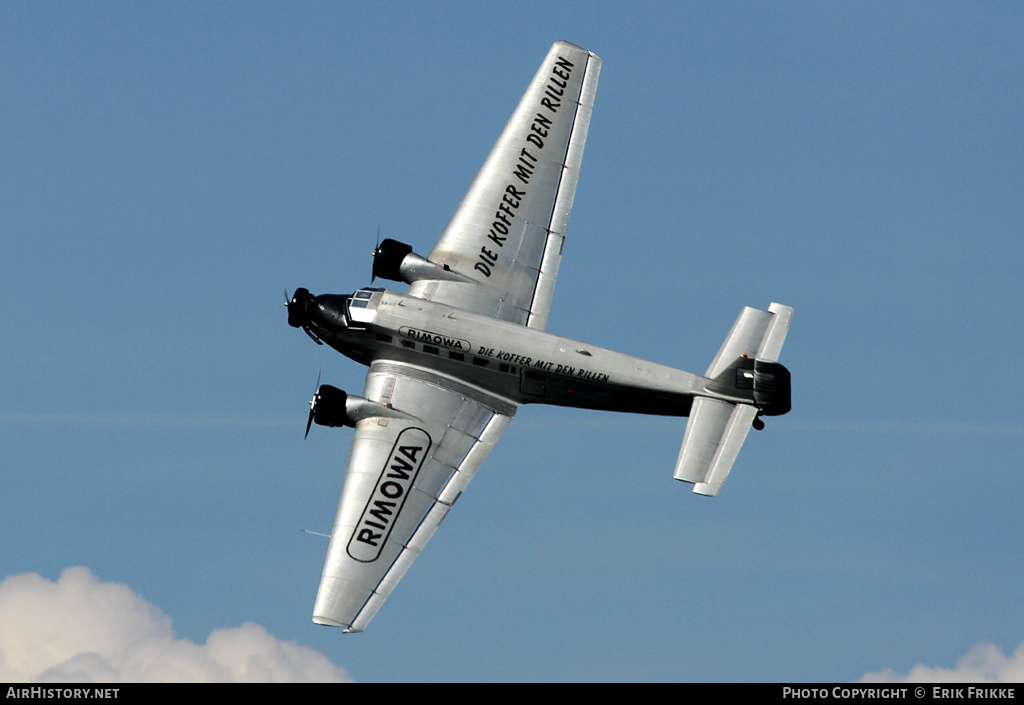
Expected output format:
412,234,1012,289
674,303,793,496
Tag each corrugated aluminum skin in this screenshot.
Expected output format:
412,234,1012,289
408,41,601,330
313,361,515,631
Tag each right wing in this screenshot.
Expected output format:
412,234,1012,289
312,361,516,632
407,41,601,330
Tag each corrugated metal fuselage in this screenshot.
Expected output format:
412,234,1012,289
310,288,705,417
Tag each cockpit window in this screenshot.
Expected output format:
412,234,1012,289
350,288,383,308
344,288,382,328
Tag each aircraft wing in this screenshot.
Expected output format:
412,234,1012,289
406,41,601,330
312,360,516,631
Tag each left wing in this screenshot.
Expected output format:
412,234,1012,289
407,41,601,330
312,361,516,631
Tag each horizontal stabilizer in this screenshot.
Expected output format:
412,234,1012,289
675,302,793,496
759,303,794,363
705,303,794,378
674,398,757,496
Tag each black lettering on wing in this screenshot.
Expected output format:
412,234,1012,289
347,427,432,562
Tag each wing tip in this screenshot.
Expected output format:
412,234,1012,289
312,614,361,632
552,39,602,65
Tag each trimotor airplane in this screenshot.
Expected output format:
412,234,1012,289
286,41,792,632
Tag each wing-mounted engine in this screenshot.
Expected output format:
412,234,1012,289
372,238,475,285
306,382,415,437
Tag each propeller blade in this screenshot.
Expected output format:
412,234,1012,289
371,226,381,282
304,370,322,439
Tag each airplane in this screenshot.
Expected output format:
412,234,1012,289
285,41,793,632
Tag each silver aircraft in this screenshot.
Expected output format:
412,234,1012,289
286,41,793,632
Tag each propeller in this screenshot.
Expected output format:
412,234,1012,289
287,288,323,344
305,369,322,439
371,226,381,282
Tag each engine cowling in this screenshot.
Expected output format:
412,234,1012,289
310,384,354,429
287,287,314,328
371,239,414,282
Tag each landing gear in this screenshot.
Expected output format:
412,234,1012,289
752,414,765,431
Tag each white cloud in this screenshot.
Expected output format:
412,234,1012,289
0,567,350,683
860,641,1024,683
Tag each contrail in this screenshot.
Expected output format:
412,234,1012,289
0,413,296,428
772,420,1024,435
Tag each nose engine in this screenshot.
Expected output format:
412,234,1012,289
287,288,314,328
287,287,329,345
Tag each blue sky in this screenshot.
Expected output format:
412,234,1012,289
3,1,1023,682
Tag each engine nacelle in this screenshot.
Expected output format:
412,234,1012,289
372,238,475,285
308,384,417,433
